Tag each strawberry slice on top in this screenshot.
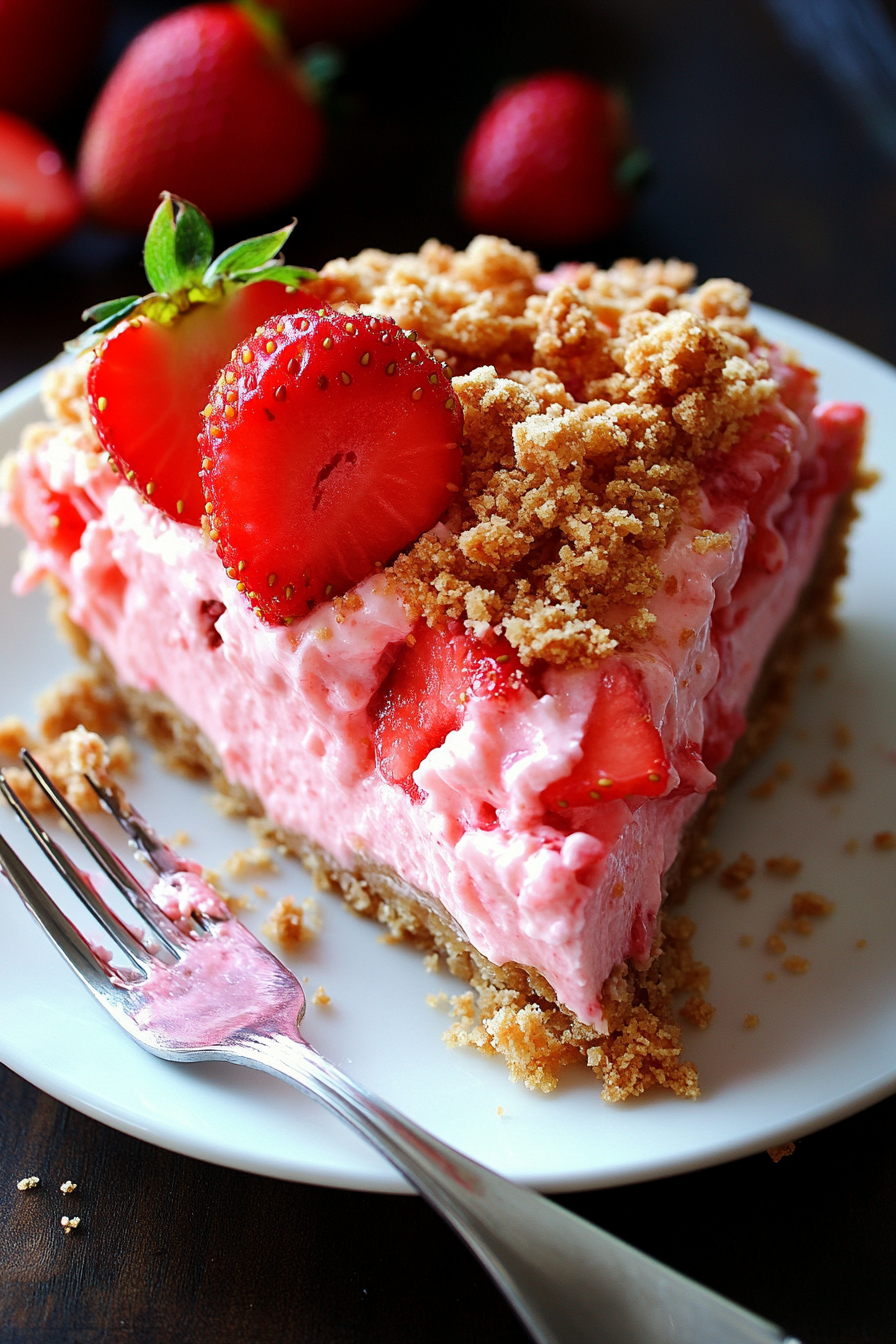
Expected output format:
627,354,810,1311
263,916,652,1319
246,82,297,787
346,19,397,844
199,307,463,624
81,193,317,524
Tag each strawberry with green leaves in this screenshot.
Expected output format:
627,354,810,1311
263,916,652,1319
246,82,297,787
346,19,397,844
82,193,316,524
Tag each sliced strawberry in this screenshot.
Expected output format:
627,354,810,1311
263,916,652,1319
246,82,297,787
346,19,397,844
88,280,315,525
370,622,529,792
542,662,669,810
200,307,463,624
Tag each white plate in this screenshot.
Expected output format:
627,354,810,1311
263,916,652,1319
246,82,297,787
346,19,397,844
0,306,894,1195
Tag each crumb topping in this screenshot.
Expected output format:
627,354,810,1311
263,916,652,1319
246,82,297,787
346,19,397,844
0,722,132,814
16,1176,40,1190
312,236,777,667
60,1181,77,1195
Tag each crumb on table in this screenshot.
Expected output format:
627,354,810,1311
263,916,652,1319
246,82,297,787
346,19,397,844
815,761,853,794
856,939,867,949
844,837,859,853
310,985,331,1007
766,933,787,956
167,830,191,850
60,1216,80,1234
423,952,439,973
16,1176,39,1191
720,852,755,888
782,955,810,975
768,1142,796,1163
426,991,449,1010
765,854,802,878
873,831,895,851
59,1181,77,1195
743,1014,760,1029
764,971,777,982
792,891,834,919
738,934,753,948
261,896,321,949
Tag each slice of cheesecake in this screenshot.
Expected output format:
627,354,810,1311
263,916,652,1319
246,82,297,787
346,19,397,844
1,231,864,1101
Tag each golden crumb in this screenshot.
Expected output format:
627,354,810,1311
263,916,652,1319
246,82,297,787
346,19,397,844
496,1105,504,1117
1,725,133,814
223,845,278,879
0,716,37,757
251,883,268,898
738,934,754,947
310,985,331,1007
873,830,896,851
720,852,755,888
423,952,439,973
167,830,191,849
36,668,126,741
319,239,779,668
856,939,867,949
261,896,321,949
766,933,787,955
59,1181,77,1195
816,760,853,794
768,1142,795,1163
679,996,715,1029
764,971,777,982
765,854,802,878
832,722,852,748
60,1216,80,1234
426,991,450,1010
743,1014,760,1029
792,917,813,935
782,955,810,975
792,891,834,919
844,837,859,853
16,1176,39,1191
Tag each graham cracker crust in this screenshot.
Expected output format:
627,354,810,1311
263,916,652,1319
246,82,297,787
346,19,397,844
60,486,858,1102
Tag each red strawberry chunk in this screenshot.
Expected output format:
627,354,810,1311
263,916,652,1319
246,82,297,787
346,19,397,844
542,663,669,810
88,281,315,526
13,452,94,557
371,623,528,793
200,307,463,624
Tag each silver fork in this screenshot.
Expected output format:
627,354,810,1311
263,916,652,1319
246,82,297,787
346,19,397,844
0,751,798,1344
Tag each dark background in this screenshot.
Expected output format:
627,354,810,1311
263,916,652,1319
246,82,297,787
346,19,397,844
1,0,895,1340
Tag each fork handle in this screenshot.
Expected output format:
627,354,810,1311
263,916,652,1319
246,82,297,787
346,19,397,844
228,1030,796,1344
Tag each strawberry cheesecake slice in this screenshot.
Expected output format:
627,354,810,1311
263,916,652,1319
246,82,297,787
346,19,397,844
1,202,865,1100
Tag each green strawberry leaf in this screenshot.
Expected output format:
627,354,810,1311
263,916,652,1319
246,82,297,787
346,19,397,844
65,296,147,353
172,197,214,285
232,264,318,287
143,196,185,296
81,295,142,325
203,223,296,285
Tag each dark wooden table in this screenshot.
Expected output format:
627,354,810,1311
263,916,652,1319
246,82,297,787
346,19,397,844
2,1,895,1340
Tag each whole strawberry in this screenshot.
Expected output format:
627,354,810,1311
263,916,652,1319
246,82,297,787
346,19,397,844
78,3,324,231
83,193,317,523
459,71,642,247
200,306,463,623
0,112,82,269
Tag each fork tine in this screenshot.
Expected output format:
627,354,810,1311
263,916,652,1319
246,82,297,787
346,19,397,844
0,768,157,971
0,827,124,1000
16,752,185,957
85,774,192,879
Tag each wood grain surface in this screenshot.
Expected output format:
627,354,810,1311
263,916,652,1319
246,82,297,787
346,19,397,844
2,1,895,1340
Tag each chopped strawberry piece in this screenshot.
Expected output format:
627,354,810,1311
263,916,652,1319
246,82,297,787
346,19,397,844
542,662,669,810
13,454,93,557
200,307,463,624
371,623,528,792
87,281,314,526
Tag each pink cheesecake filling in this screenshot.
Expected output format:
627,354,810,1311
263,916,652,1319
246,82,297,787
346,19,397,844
2,374,860,1028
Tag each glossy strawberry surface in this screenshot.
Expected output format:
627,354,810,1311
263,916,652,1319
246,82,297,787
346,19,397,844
200,307,463,623
87,281,315,525
541,662,670,810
